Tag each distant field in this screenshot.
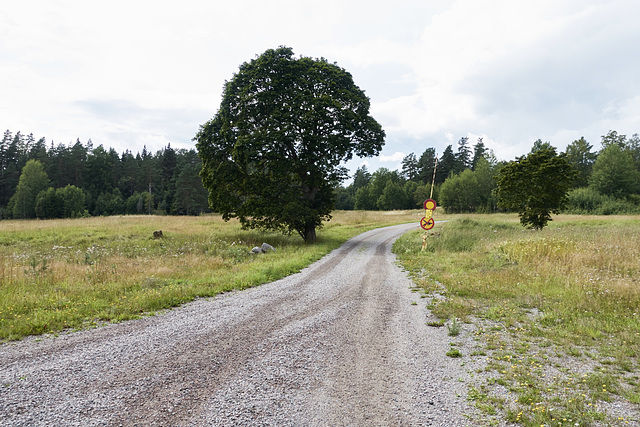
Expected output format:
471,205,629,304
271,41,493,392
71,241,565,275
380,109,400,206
0,210,421,341
394,214,640,425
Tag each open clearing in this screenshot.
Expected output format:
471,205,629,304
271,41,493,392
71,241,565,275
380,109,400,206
0,222,477,426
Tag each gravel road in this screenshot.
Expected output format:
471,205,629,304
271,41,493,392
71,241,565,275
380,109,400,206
0,223,477,426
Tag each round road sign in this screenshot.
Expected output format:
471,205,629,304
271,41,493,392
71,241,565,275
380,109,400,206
420,217,435,230
424,199,437,210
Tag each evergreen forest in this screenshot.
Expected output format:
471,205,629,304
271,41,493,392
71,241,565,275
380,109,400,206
0,130,209,219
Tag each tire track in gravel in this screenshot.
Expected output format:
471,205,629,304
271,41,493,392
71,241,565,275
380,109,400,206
0,223,477,426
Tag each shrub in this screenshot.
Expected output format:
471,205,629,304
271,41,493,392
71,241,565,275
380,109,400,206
564,187,640,214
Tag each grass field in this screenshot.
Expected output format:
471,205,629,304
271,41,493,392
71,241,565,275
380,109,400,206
0,210,419,342
3,210,639,425
394,214,640,426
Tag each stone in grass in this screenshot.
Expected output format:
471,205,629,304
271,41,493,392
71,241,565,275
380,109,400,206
261,243,276,253
250,243,276,255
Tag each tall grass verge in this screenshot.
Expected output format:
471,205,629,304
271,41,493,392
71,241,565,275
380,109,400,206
394,214,640,425
0,210,419,341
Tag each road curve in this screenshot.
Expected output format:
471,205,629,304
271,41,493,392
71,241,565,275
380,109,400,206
0,223,474,426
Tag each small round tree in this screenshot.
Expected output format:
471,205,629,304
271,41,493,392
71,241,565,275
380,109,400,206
195,47,385,242
496,148,575,230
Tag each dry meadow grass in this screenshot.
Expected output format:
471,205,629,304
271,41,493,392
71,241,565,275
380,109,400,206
0,211,419,341
394,214,640,425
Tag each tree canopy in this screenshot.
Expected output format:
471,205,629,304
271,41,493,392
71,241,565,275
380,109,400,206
9,159,49,218
589,143,640,198
195,46,385,242
496,147,575,230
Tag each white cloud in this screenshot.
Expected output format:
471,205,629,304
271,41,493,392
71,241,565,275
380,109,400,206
1,0,640,168
379,152,406,163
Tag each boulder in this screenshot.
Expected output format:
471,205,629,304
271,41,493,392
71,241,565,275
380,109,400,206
250,243,276,255
261,243,276,253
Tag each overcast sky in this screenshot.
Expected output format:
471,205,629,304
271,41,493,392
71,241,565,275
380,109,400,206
2,0,639,175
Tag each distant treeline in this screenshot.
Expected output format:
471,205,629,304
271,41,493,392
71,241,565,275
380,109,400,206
335,131,640,214
0,130,209,219
2,129,639,220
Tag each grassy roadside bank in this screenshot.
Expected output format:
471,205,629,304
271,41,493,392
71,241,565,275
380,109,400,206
394,214,640,426
0,210,419,342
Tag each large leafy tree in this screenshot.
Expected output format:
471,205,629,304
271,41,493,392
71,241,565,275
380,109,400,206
496,148,575,230
9,159,50,219
589,143,640,198
439,157,497,214
195,47,385,242
439,168,479,213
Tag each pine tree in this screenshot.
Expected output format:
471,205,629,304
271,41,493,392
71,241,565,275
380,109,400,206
417,147,437,184
401,152,419,181
456,136,471,171
471,137,487,170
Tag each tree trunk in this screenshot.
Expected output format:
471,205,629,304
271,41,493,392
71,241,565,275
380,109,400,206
303,223,317,243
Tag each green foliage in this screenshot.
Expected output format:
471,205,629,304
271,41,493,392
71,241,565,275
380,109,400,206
401,152,419,181
353,186,375,210
530,139,554,152
457,136,472,170
417,147,437,184
440,169,479,213
447,317,461,336
564,187,640,215
377,181,408,210
471,137,487,170
9,159,49,219
195,47,385,242
564,136,597,188
446,347,462,358
35,187,62,219
496,148,575,230
94,189,125,216
589,143,640,198
439,156,497,213
437,145,458,184
171,164,209,215
58,185,86,218
0,127,211,219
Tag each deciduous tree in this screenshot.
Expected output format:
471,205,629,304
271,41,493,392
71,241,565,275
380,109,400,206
9,160,50,219
195,47,385,242
496,148,574,230
589,143,640,198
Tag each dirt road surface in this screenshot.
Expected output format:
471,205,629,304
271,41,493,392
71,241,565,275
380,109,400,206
0,223,476,426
